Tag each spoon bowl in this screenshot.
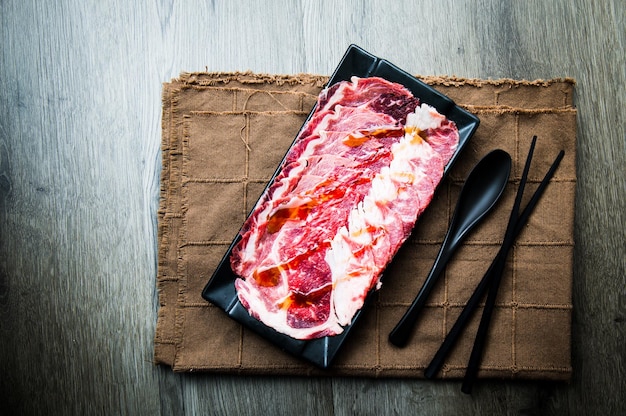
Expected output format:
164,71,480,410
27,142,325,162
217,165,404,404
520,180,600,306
388,149,512,347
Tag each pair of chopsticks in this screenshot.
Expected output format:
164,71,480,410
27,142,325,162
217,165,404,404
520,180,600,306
424,135,565,394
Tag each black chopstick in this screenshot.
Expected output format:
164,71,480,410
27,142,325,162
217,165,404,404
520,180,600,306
460,136,538,393
421,136,565,393
424,147,565,381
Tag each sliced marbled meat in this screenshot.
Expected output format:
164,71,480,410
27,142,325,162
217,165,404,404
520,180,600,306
231,76,459,339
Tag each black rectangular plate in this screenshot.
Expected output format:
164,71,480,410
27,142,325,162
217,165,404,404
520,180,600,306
201,44,480,369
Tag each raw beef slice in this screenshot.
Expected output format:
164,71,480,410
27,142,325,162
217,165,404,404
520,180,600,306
230,76,459,340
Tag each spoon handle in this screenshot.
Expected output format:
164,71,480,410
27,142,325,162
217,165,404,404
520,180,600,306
388,236,456,347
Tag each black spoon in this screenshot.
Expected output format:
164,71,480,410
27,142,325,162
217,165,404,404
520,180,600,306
389,149,512,347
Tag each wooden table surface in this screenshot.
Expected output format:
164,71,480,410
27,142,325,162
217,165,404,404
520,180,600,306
1,1,624,414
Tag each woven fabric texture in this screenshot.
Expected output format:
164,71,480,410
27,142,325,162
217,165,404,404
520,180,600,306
155,72,576,379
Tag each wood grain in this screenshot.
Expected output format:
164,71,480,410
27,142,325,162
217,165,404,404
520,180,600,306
0,0,624,414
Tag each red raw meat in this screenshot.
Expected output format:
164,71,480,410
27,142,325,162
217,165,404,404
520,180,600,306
231,76,459,339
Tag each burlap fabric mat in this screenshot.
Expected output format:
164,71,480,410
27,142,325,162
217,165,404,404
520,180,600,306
155,72,576,379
